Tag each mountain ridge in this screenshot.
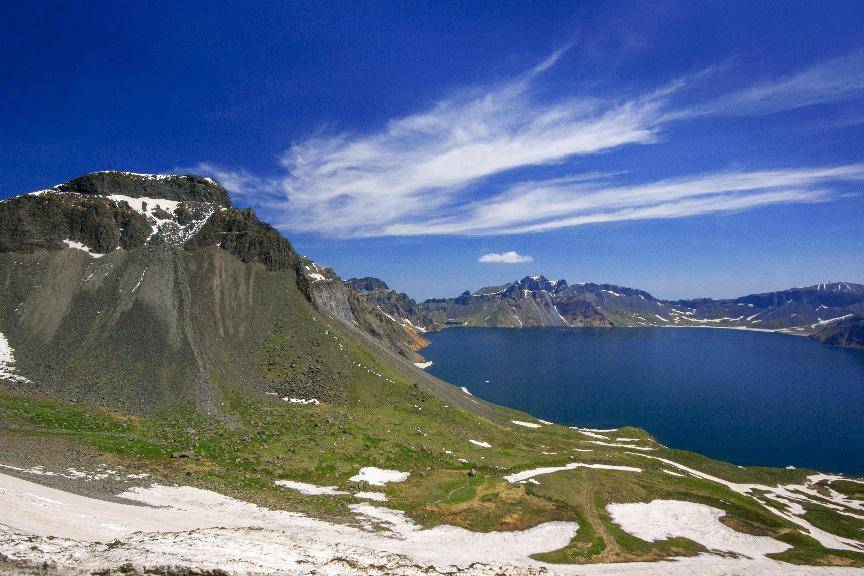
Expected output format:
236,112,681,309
350,274,864,347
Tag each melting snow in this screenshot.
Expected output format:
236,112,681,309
511,420,543,429
630,453,864,552
504,463,642,483
284,398,320,405
1,471,856,575
104,194,215,244
130,269,146,293
349,467,410,486
587,440,654,451
275,480,347,496
607,500,789,558
414,361,433,369
571,428,611,440
0,332,31,383
62,239,105,258
469,440,491,448
811,314,854,327
354,491,388,502
0,472,580,573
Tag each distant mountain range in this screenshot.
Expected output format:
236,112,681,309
344,274,864,350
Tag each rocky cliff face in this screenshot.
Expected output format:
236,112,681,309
299,267,432,360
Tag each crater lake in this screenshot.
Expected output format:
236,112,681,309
422,327,864,476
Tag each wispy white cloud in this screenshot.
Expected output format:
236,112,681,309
383,165,864,235
679,50,864,119
195,49,864,237
479,251,534,264
191,162,278,205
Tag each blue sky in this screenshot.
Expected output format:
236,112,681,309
2,1,863,300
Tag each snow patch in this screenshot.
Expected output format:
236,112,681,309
811,314,854,327
0,472,579,573
587,440,654,451
414,361,433,369
504,463,642,483
630,453,864,552
571,428,611,440
349,467,410,486
0,333,31,383
62,239,105,258
275,480,347,496
354,491,388,502
284,398,320,405
608,499,789,558
469,440,491,448
105,194,214,244
511,420,543,429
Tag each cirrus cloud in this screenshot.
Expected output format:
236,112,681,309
194,48,864,238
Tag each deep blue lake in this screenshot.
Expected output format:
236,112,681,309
423,327,864,476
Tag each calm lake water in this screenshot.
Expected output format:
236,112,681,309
423,327,864,476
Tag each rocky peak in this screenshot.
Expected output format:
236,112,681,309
454,290,472,305
346,277,390,292
517,275,555,293
54,171,232,206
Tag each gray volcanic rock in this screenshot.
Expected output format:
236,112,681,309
301,268,433,360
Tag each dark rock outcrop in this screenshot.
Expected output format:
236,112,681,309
55,172,231,205
810,314,864,350
346,277,390,292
